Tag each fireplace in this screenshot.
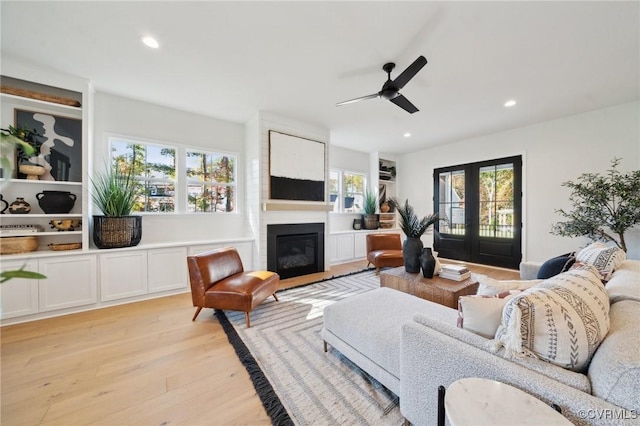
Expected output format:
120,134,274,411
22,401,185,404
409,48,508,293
267,223,324,279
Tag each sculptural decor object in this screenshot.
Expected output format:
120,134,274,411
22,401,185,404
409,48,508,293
0,194,8,214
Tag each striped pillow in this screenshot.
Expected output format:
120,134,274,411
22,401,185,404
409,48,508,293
494,264,610,372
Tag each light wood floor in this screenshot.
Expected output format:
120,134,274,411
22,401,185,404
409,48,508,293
1,260,518,426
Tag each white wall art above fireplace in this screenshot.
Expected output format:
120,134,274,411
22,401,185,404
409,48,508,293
269,130,325,202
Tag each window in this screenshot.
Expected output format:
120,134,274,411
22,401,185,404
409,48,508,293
111,137,176,212
108,136,237,214
186,150,236,212
329,169,366,213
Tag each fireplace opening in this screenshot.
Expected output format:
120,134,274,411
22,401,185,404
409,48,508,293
267,223,324,279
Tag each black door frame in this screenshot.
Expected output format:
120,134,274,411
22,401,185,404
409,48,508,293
434,155,522,269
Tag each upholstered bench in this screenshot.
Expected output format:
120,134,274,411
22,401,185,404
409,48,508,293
321,287,456,395
187,247,280,327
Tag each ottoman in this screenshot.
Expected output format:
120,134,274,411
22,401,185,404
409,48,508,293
321,287,458,395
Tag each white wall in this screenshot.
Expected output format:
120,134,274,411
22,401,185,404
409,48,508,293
92,92,247,245
399,101,640,261
329,145,371,232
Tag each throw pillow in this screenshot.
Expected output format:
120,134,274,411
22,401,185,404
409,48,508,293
476,275,543,296
576,242,626,281
457,291,520,339
433,250,442,276
493,264,610,372
537,252,576,279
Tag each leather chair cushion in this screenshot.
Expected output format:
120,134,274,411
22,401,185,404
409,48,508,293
368,249,403,267
204,270,279,311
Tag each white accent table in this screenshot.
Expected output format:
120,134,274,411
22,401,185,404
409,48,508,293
445,378,573,425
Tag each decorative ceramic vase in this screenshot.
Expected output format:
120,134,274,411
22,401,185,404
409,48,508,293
0,194,8,214
403,237,423,273
352,218,362,230
380,202,390,213
420,247,437,278
36,191,77,214
9,197,31,214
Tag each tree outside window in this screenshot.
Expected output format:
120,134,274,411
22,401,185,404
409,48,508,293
329,169,366,213
186,150,236,212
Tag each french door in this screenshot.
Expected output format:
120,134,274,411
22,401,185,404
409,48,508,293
434,156,522,269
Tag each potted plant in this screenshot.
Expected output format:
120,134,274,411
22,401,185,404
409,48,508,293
388,198,439,273
362,189,379,229
1,125,45,179
91,163,142,248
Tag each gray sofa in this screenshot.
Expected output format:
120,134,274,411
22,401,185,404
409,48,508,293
321,260,640,425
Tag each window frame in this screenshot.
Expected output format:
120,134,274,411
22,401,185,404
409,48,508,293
184,147,237,213
106,135,239,215
329,168,367,213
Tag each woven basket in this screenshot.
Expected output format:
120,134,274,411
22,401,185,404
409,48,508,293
93,216,142,249
0,236,39,254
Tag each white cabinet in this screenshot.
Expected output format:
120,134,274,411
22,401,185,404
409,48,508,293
354,233,368,259
188,241,252,269
100,251,148,301
0,258,39,319
38,254,97,312
329,234,354,264
148,247,188,293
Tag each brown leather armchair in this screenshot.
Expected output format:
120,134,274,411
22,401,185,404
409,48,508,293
187,247,280,327
366,233,404,274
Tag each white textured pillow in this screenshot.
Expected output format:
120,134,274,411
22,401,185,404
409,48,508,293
433,250,442,275
576,242,626,281
476,274,543,296
494,264,610,372
457,291,520,338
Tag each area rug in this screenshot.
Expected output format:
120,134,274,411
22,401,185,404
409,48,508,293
215,269,404,426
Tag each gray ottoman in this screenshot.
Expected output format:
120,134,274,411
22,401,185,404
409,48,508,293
321,287,457,395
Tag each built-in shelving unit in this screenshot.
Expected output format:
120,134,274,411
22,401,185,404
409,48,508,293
378,158,397,228
1,75,88,256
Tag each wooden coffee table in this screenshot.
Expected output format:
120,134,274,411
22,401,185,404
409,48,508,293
379,267,478,309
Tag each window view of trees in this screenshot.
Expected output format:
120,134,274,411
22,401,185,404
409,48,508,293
111,139,176,212
329,169,366,213
438,170,466,234
186,150,236,212
479,164,514,238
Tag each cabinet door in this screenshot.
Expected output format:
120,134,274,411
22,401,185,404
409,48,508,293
100,251,148,301
38,255,97,312
354,233,368,259
0,259,39,319
148,247,188,293
330,234,355,264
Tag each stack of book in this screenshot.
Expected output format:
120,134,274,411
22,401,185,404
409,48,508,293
439,264,471,281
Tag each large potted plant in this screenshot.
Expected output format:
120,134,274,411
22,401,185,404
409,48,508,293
551,158,640,252
389,198,439,273
91,163,142,249
362,189,379,230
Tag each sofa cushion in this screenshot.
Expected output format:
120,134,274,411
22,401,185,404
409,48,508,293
588,300,640,412
536,252,576,279
457,291,520,338
576,242,626,281
494,264,610,372
605,259,640,304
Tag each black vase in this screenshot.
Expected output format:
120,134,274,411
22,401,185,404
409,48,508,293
403,237,423,273
420,247,437,278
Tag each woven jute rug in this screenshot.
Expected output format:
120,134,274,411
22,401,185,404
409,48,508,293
216,269,404,426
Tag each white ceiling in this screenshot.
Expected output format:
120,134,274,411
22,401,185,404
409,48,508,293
1,1,638,155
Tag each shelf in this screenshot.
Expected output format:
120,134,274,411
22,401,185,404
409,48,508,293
2,178,82,186
2,213,82,218
1,231,82,237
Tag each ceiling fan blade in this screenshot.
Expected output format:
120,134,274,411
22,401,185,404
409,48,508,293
390,94,419,114
392,56,427,90
336,93,379,106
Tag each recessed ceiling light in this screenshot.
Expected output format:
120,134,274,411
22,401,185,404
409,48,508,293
141,36,159,49
504,99,517,107
404,132,411,138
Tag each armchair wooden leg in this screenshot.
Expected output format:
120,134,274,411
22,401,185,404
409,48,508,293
245,312,251,328
376,267,380,275
192,307,203,321
272,293,279,301
323,340,328,352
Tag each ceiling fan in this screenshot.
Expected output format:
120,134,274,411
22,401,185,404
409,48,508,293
336,55,427,114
